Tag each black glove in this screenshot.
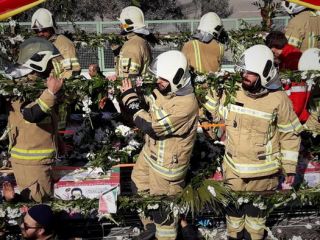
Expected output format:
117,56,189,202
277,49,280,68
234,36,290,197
121,88,142,115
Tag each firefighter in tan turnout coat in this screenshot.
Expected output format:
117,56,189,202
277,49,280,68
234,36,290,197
121,50,198,240
3,37,64,203
182,12,225,74
204,45,302,239
31,8,81,79
282,1,320,51
116,6,152,78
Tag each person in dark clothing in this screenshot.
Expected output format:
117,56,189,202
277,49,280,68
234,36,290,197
20,204,56,240
180,218,199,240
265,31,302,71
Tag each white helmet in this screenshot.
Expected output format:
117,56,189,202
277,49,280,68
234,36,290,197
18,37,60,72
149,50,191,93
281,1,306,15
197,12,223,37
31,8,54,30
298,48,320,71
6,37,60,79
235,45,280,90
119,6,145,32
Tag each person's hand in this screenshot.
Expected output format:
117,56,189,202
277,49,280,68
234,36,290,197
2,181,15,202
106,74,117,82
121,78,133,93
285,174,295,186
47,76,64,94
180,219,188,228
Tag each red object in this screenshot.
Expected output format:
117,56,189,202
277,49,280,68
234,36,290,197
0,0,45,20
0,0,38,14
284,82,311,123
289,0,320,10
279,44,302,71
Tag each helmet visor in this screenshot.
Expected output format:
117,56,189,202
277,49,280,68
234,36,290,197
234,54,246,74
148,56,160,78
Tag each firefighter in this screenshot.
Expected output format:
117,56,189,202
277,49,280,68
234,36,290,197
182,12,227,140
182,12,226,74
116,6,153,78
204,45,302,239
298,48,320,134
2,37,64,203
282,1,320,51
120,50,199,240
31,8,81,78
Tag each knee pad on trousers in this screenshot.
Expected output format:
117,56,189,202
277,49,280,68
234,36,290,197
226,215,245,239
244,216,266,240
155,222,177,240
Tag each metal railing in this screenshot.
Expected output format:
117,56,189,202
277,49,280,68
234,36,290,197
0,16,290,73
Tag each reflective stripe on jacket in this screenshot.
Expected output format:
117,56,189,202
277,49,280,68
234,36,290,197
50,34,81,78
205,88,302,177
285,10,320,51
116,33,152,78
8,87,58,165
181,39,224,73
124,88,198,181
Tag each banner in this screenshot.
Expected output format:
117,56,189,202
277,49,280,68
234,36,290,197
0,0,46,21
288,0,320,10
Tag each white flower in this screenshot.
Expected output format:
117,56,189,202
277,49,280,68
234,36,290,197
86,152,96,160
115,124,133,137
82,96,92,114
207,186,216,197
0,208,6,218
6,207,21,219
81,41,88,47
301,71,308,79
194,75,206,83
237,197,244,205
291,193,297,200
305,224,312,229
1,45,6,54
9,19,16,28
243,198,249,203
128,139,141,148
147,204,159,210
215,71,226,78
258,202,266,210
121,145,136,155
277,228,282,233
315,220,320,225
217,167,221,172
8,219,18,225
12,88,22,97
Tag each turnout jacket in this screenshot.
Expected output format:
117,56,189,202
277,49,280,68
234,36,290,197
204,88,302,178
8,77,59,166
181,39,224,73
123,87,199,181
49,34,81,78
115,33,152,77
285,10,320,51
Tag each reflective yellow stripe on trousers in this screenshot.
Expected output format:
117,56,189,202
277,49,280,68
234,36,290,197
156,224,177,239
143,152,187,181
11,147,55,160
224,154,280,175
